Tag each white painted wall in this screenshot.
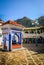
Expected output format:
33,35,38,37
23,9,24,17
0,37,2,45
0,28,2,45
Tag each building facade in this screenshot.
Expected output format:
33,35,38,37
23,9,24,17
0,20,4,45
23,26,44,43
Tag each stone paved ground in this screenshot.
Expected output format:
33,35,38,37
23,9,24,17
0,47,44,65
25,49,44,65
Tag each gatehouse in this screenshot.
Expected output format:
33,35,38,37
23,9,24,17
1,20,24,51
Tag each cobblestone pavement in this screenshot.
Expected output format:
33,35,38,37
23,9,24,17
0,47,44,65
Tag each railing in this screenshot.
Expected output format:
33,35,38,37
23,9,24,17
23,33,44,38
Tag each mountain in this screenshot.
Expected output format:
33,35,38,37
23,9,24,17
16,17,34,27
16,16,44,27
0,16,44,27
0,19,4,24
38,16,44,26
0,19,2,21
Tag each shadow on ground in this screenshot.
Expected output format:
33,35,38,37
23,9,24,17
23,43,44,54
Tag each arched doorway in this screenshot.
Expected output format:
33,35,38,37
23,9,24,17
12,32,22,49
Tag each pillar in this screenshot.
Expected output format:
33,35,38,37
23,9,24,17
19,32,22,44
9,33,12,51
35,38,38,47
3,37,6,49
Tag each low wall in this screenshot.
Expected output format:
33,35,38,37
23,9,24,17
23,43,44,52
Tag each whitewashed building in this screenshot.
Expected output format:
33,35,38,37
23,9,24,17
0,20,4,45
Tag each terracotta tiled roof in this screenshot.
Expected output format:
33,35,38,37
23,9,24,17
2,20,24,27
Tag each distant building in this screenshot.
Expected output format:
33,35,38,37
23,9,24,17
23,26,44,43
0,20,4,45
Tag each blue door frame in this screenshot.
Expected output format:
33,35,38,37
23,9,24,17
9,33,11,51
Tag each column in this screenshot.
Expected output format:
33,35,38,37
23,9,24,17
19,32,22,44
4,37,6,49
9,33,12,51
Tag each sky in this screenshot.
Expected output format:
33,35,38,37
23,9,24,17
0,0,44,21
